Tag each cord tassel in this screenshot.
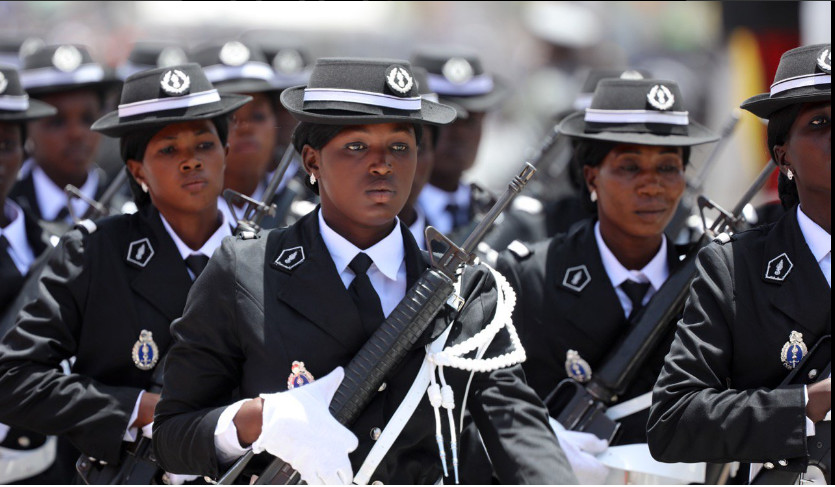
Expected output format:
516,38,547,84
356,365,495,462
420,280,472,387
426,370,449,477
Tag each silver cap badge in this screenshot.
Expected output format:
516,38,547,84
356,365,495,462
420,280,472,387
647,84,674,111
52,45,83,72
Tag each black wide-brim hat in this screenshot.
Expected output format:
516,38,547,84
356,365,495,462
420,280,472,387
411,47,509,114
741,44,831,119
0,65,56,121
280,57,457,126
190,41,279,96
20,44,121,96
559,78,718,146
91,63,251,137
116,41,189,81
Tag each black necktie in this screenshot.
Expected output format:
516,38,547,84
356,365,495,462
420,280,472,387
348,253,385,336
185,254,210,280
1,236,25,309
620,280,651,320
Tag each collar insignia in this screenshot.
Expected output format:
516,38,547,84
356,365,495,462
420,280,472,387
287,361,315,389
386,65,413,95
781,331,808,370
647,84,674,110
126,238,154,268
765,253,793,282
132,330,159,371
52,45,82,72
565,350,592,383
275,245,305,272
562,265,591,292
160,69,190,96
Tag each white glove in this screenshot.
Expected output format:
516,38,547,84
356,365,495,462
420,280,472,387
164,473,200,485
550,417,610,485
252,367,358,485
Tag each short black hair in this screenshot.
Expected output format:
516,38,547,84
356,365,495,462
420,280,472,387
119,115,230,207
766,103,803,210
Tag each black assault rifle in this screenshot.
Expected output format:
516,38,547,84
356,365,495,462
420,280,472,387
65,168,130,223
224,145,296,237
546,159,777,443
218,162,537,485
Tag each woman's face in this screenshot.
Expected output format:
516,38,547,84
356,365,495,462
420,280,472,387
226,93,277,186
0,123,23,202
776,102,831,202
26,89,101,179
126,120,226,218
304,122,417,233
433,111,485,179
585,143,686,240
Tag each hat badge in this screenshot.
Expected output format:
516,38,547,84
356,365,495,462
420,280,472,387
160,69,191,96
817,47,831,74
647,84,675,111
0,72,7,94
273,49,303,74
386,65,414,95
156,46,188,68
52,45,83,72
219,41,250,66
442,57,474,85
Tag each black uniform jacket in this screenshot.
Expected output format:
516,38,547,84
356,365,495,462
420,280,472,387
0,204,196,466
0,209,51,319
153,208,575,484
648,207,831,466
497,218,688,445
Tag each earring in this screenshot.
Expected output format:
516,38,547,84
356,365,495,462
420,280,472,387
786,169,794,181
309,173,317,185
590,190,598,203
141,182,149,193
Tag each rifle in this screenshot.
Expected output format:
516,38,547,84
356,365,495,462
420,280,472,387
218,162,537,485
224,145,296,237
545,159,777,443
65,168,130,223
75,358,166,484
752,336,830,485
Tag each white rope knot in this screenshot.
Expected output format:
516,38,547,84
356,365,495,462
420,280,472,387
440,384,455,409
427,383,443,408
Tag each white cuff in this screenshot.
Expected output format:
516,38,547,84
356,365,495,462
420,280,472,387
123,391,144,442
804,385,816,437
214,399,252,465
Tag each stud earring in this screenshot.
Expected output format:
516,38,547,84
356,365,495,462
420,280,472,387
590,190,598,203
786,169,794,181
141,182,149,193
309,173,316,185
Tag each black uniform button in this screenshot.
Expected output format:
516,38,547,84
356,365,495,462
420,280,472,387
370,427,382,440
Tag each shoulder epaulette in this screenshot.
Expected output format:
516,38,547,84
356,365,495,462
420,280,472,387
511,195,544,215
507,240,533,260
74,219,98,235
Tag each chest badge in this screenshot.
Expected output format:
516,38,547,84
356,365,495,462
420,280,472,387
132,330,159,371
765,253,793,282
565,349,592,383
127,238,155,268
275,246,305,272
562,265,591,292
287,361,315,390
781,331,808,370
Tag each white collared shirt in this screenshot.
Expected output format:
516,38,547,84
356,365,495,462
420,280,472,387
317,209,407,317
0,199,36,275
159,211,232,280
594,222,670,319
797,206,831,288
32,165,99,222
407,205,429,251
418,182,471,235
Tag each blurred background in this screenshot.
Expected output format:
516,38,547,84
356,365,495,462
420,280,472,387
1,0,830,211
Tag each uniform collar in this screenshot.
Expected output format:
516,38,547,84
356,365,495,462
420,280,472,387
317,208,404,282
32,164,99,221
158,209,231,260
797,205,831,264
0,199,35,273
418,182,471,233
594,221,669,292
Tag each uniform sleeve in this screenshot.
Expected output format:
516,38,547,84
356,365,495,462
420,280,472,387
153,238,245,477
647,243,808,464
0,230,142,464
461,265,577,484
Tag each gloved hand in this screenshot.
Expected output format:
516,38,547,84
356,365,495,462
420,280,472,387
549,417,610,485
252,367,358,485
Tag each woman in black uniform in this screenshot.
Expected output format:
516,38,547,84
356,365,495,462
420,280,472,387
648,44,831,481
153,57,575,485
495,78,717,482
0,63,248,480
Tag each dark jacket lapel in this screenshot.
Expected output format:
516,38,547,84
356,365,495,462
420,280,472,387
9,173,41,220
761,208,831,337
23,210,50,258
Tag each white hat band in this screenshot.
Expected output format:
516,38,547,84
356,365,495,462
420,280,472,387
203,62,275,84
584,109,690,125
427,73,494,96
303,88,422,110
0,94,30,111
117,89,221,118
770,73,831,96
20,64,105,89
